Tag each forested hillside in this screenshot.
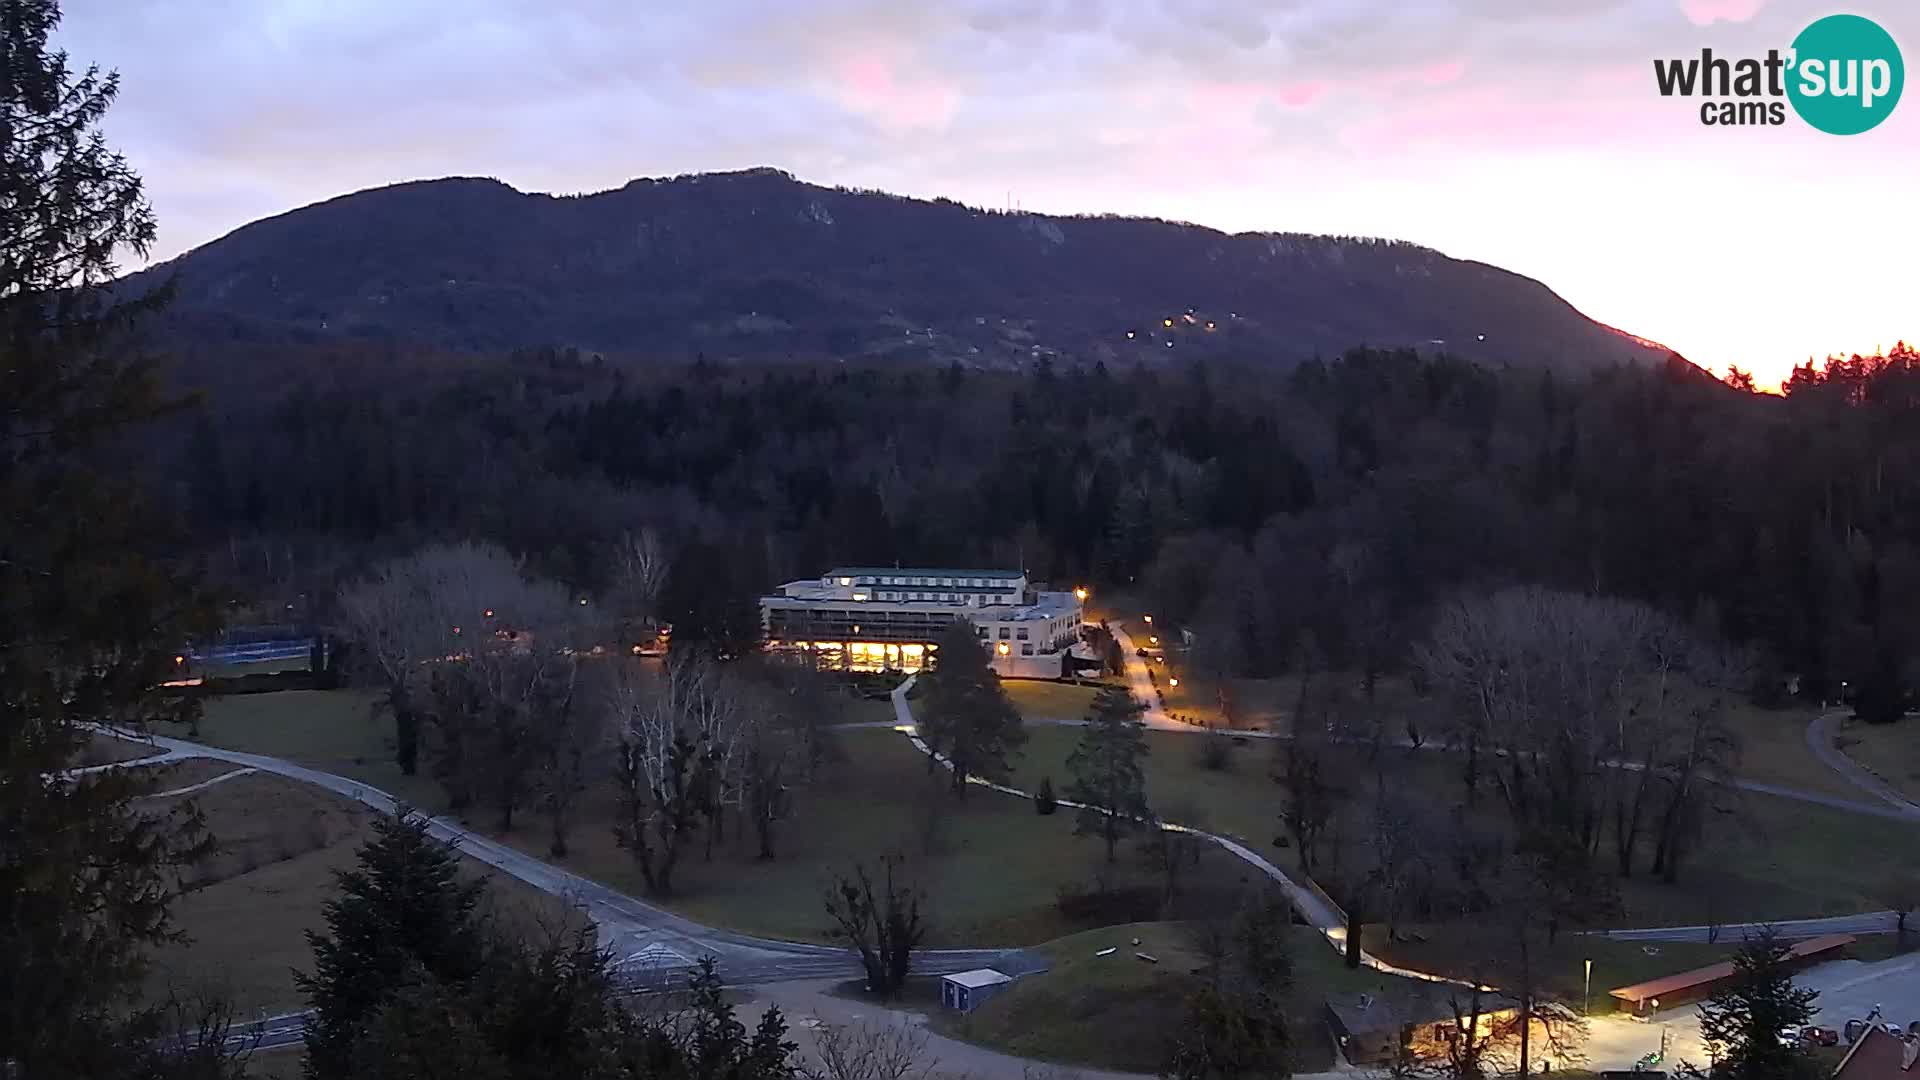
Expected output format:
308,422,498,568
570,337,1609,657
169,342,1920,713
131,168,1666,374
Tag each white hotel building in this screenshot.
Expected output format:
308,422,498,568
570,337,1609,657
760,567,1084,677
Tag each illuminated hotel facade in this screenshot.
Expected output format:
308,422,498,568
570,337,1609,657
760,567,1084,676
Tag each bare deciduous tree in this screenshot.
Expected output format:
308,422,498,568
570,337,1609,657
823,855,926,998
336,541,563,779
606,527,671,638
1415,585,1743,886
801,1019,938,1080
606,654,737,895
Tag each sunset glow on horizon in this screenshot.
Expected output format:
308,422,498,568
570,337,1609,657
61,0,1916,389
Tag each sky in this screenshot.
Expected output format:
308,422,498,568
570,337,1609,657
60,0,1918,388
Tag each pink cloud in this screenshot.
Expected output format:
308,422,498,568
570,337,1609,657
1279,80,1330,107
1191,79,1327,111
827,52,959,135
1680,0,1766,26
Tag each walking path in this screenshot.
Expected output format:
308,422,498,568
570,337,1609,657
80,725,1028,988
1807,710,1920,820
889,677,1447,986
138,766,259,800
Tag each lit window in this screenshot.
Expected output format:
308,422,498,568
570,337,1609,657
852,593,868,602
838,577,851,587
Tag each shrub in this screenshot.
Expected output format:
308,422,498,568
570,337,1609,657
1195,729,1232,772
1035,775,1058,815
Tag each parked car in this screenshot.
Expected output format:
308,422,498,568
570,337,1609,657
1800,1026,1840,1047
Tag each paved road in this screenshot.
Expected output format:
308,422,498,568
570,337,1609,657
93,725,1033,1057
1591,911,1905,944
1108,623,1181,730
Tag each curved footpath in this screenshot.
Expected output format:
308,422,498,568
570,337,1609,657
86,727,1032,1053
86,660,1916,1070
995,629,1919,945
1807,710,1920,821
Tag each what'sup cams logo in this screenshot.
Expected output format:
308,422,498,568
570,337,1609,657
1655,13,1903,133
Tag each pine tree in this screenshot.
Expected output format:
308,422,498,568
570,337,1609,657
919,620,1025,797
1165,890,1295,1080
298,810,488,1080
1696,929,1819,1080
0,2,224,1075
1065,685,1152,863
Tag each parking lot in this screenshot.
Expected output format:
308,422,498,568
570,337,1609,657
1579,950,1920,1073
1802,950,1920,1032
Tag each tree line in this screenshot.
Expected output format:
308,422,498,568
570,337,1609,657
172,331,1920,717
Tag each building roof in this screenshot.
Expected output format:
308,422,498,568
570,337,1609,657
1326,990,1461,1035
1607,934,1854,1005
1834,1026,1919,1080
826,567,1025,580
988,590,1081,621
942,968,1013,989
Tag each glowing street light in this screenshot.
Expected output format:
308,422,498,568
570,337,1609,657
996,642,1010,655
1169,677,1179,687
1074,586,1089,602
484,609,494,618
173,654,185,666
1143,614,1152,625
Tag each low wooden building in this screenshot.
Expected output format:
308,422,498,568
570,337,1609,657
1607,934,1854,1015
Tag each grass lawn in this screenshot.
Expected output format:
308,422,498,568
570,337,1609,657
1833,716,1920,804
1364,926,1735,1011
1006,721,1920,929
934,921,1428,1073
496,728,1260,947
180,690,1257,947
825,692,899,726
1002,679,1104,722
182,689,445,810
1007,724,1281,847
1726,702,1860,800
242,1048,303,1079
142,772,580,1016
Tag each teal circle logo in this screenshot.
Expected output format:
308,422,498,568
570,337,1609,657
1787,14,1903,135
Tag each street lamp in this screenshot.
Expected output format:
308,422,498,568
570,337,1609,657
996,642,1010,656
1169,677,1179,687
1143,614,1152,625
1074,586,1089,602
1584,958,1592,1017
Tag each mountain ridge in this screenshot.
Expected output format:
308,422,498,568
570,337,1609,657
132,167,1676,372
